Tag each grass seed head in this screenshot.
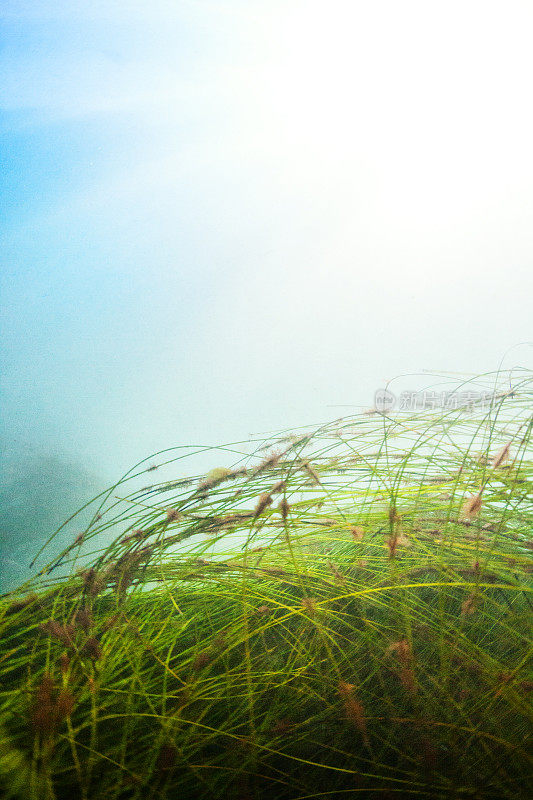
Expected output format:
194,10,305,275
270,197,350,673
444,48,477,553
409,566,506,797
301,597,317,615
399,665,417,695
461,491,483,519
338,683,368,740
80,637,102,661
81,567,96,587
192,651,211,670
35,675,55,702
121,529,146,544
386,532,410,558
328,561,346,585
386,534,398,559
385,639,417,694
30,678,74,735
255,450,282,474
386,638,413,663
351,526,365,541
254,493,273,518
39,620,76,647
278,498,290,520
199,467,232,491
301,460,321,485
461,593,478,616
338,681,356,698
31,676,56,736
81,567,107,597
54,688,75,722
492,442,511,468
344,695,368,737
72,606,93,634
388,505,401,525
5,593,39,615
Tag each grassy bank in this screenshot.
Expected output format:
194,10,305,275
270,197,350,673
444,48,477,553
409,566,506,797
1,371,531,799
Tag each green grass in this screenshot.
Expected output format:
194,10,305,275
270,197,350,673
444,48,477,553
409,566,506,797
1,370,531,799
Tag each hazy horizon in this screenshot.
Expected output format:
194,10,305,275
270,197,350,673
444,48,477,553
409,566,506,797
2,2,532,488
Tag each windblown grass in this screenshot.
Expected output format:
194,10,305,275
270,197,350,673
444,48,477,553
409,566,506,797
1,371,532,799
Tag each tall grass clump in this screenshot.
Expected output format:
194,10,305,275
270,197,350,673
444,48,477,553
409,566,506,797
1,370,531,799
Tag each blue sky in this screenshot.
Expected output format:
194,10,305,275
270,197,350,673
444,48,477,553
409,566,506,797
1,0,532,481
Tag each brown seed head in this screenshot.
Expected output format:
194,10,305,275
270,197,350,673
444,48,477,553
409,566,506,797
301,597,317,615
72,606,93,634
344,695,368,737
254,493,273,518
328,561,346,585
30,675,56,735
55,688,75,721
255,451,282,474
338,681,356,698
81,567,96,586
461,593,478,616
386,638,413,664
386,534,398,559
399,665,417,695
278,498,290,521
192,651,211,670
5,593,39,615
121,529,146,544
492,443,511,469
351,526,365,542
461,491,483,519
80,637,102,661
301,461,321,485
388,505,401,525
39,620,76,647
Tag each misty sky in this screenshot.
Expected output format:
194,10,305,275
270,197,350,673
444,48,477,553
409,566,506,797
1,0,532,482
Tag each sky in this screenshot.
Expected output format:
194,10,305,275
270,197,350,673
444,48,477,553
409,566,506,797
1,0,532,484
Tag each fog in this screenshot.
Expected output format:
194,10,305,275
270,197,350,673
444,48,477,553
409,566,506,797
1,1,532,582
